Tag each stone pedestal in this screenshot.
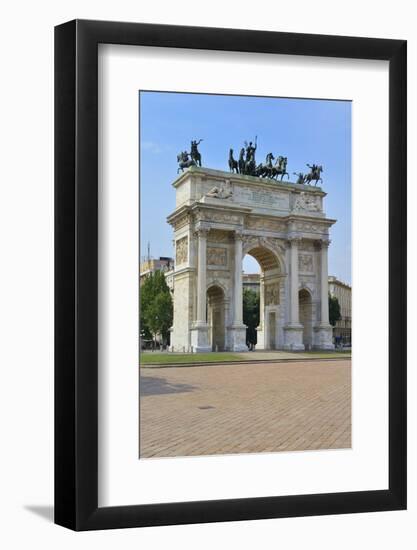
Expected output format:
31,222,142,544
190,322,211,353
228,325,248,352
283,324,305,351
313,324,335,350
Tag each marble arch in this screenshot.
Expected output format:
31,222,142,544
167,166,336,351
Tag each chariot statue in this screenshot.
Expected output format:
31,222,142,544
293,172,306,185
242,137,257,176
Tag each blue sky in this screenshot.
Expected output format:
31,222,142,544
140,92,351,284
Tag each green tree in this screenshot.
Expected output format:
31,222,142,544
140,271,173,345
243,288,260,345
329,293,341,327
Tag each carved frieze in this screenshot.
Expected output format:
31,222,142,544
299,240,316,252
245,217,287,232
174,214,191,231
207,247,227,266
208,230,232,243
175,236,188,265
296,221,322,233
208,270,230,279
198,210,241,224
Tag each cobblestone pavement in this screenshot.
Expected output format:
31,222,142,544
139,360,351,458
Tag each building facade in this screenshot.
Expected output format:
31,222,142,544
167,166,336,352
243,273,261,294
328,276,352,345
139,256,174,284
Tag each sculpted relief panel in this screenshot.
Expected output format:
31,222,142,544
207,247,227,266
265,283,280,305
175,236,188,265
299,253,314,273
292,192,321,212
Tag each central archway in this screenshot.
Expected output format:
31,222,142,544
243,243,285,350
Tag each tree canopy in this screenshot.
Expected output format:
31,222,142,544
140,270,173,344
329,293,342,327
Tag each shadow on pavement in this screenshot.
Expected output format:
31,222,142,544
140,375,197,396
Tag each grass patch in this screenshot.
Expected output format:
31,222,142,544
300,351,351,359
141,352,243,365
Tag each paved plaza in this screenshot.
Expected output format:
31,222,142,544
139,359,351,458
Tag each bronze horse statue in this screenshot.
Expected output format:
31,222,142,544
256,152,275,178
228,149,239,173
177,151,196,173
271,156,290,181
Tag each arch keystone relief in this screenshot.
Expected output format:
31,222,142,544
167,167,336,351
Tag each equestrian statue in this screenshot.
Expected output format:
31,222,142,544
177,139,203,173
303,163,323,186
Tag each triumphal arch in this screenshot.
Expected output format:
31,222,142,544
167,166,336,352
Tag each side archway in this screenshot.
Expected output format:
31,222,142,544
299,288,313,349
206,284,226,351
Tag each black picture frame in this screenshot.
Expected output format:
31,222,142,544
55,19,407,531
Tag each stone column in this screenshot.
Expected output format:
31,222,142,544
234,231,243,325
229,231,247,352
283,237,304,350
289,237,300,325
256,275,265,349
190,227,211,352
313,238,334,350
320,239,330,324
196,228,208,324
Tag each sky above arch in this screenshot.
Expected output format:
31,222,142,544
140,91,351,284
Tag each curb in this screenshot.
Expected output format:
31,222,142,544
141,356,351,369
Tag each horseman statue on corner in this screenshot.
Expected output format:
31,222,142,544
177,139,203,173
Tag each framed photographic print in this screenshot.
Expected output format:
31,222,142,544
55,20,406,530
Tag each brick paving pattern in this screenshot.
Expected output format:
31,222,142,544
139,360,351,458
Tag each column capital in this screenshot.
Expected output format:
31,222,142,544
287,236,302,248
320,238,331,248
234,230,244,242
195,226,210,238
